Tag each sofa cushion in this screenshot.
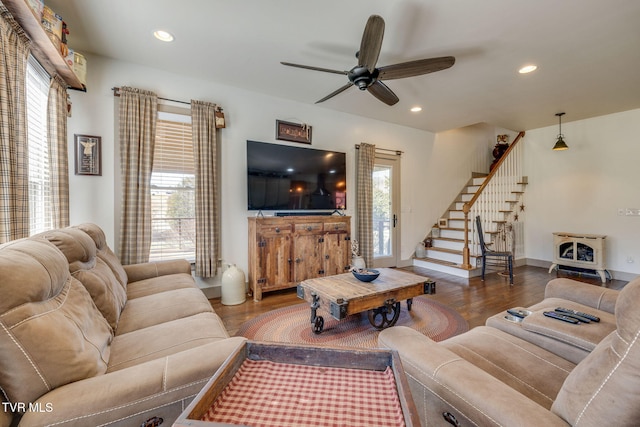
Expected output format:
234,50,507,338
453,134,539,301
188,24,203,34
0,238,112,404
486,300,616,364
107,312,229,372
126,272,198,299
40,227,127,330
116,287,214,335
74,223,128,288
552,277,640,426
442,325,575,409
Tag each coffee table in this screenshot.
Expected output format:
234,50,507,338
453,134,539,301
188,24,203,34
297,268,435,334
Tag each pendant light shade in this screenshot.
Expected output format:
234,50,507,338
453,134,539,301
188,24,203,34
553,112,569,150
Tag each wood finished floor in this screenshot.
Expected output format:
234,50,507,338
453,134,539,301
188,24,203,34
210,265,627,336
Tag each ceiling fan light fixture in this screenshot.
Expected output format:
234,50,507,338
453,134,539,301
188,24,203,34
553,112,569,151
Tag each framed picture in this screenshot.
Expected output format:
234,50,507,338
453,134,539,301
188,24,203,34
438,218,449,228
276,120,312,144
74,134,102,176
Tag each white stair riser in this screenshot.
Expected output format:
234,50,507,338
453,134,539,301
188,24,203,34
425,250,463,264
472,177,486,185
449,211,465,220
440,229,464,239
447,219,467,228
412,259,484,278
466,185,480,193
412,259,469,277
433,239,464,251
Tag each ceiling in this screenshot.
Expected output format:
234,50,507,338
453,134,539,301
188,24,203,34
47,0,640,133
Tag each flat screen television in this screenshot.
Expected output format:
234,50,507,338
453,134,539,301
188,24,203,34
247,140,346,211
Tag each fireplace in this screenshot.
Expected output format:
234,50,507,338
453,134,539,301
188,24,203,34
548,232,607,283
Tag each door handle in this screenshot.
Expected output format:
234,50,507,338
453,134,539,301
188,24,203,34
393,214,397,228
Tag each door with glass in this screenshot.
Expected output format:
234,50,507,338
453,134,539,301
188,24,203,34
372,155,400,267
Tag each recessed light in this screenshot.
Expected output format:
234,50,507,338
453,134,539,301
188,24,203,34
519,64,537,74
153,30,174,42
410,106,422,112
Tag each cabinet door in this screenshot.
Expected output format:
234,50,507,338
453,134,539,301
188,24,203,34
292,234,323,283
257,234,292,289
324,231,351,276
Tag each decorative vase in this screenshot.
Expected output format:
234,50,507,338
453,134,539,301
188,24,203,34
415,241,426,258
221,264,246,305
351,256,366,269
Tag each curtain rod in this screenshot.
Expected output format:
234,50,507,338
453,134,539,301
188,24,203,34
112,87,191,106
355,144,403,155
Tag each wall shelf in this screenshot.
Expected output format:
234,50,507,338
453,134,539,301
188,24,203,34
3,0,85,90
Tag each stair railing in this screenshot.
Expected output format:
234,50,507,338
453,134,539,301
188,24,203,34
461,131,525,269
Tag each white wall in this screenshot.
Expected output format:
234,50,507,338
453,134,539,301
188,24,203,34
68,55,638,285
524,109,640,279
67,54,481,281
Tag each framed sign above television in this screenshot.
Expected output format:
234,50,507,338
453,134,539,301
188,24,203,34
246,140,346,211
276,120,312,144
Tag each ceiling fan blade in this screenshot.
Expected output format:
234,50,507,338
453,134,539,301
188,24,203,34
358,15,385,72
315,83,354,104
367,80,399,106
378,56,455,80
281,62,348,75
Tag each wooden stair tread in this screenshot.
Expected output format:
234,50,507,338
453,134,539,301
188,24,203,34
438,227,465,232
428,247,463,255
433,237,464,243
414,256,458,267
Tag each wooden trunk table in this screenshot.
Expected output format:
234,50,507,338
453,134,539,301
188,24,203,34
173,341,419,427
297,268,435,334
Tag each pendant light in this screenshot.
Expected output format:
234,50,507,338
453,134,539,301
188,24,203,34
553,112,569,151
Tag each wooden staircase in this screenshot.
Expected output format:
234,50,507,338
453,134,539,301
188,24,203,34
414,131,527,278
413,176,487,277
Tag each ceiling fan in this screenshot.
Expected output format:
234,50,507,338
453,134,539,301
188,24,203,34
281,14,455,106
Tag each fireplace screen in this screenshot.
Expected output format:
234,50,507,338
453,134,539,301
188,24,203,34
559,242,595,262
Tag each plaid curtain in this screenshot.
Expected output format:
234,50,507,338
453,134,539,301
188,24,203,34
0,6,31,243
47,75,69,228
357,142,375,267
118,86,157,264
191,100,220,277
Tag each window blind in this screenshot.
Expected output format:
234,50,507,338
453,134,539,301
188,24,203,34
26,55,51,235
150,112,196,261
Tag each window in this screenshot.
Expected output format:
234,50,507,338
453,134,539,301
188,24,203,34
25,56,52,235
150,111,195,261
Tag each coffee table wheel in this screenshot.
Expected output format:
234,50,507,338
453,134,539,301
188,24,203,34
313,316,324,334
368,302,401,330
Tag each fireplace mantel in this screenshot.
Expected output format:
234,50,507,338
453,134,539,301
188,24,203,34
549,232,608,283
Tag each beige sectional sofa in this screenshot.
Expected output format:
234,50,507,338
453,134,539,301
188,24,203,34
0,223,246,427
379,276,640,427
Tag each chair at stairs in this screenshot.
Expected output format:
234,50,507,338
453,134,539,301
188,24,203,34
475,215,513,285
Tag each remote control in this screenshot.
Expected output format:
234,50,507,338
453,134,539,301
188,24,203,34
544,311,580,324
507,309,529,319
553,309,591,323
556,307,600,322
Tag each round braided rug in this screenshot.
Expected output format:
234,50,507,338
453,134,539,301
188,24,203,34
236,296,469,348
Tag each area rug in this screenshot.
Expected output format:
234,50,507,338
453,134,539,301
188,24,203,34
236,296,469,348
